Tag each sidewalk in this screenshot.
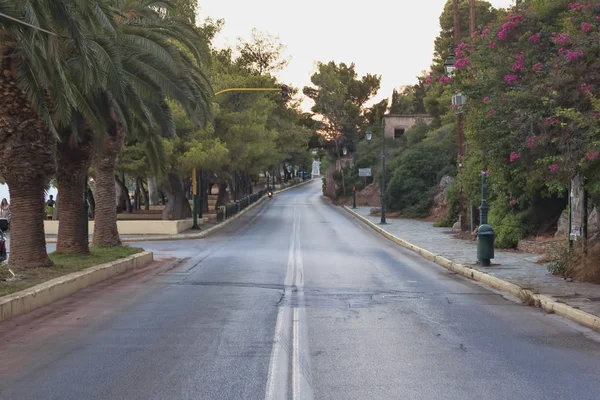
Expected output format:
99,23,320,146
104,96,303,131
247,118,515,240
350,206,600,323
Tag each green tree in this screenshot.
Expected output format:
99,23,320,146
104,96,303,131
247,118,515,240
303,61,381,195
236,28,290,76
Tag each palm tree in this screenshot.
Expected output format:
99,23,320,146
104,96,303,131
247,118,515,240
0,1,109,267
53,0,213,250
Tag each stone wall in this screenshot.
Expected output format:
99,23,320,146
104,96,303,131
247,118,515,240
383,114,434,139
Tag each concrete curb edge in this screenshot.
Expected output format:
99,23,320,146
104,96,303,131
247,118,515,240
342,206,600,333
0,251,154,322
45,180,315,244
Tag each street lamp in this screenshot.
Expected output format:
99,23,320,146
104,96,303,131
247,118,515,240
365,124,386,224
444,43,457,77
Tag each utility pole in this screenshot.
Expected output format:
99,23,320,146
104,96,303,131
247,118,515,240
453,0,468,232
470,0,476,38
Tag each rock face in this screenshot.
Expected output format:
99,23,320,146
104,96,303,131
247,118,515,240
555,206,599,238
431,175,456,221
433,176,456,207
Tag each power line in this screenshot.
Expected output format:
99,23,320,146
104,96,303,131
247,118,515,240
0,12,58,36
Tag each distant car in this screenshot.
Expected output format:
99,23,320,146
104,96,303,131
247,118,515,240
299,171,310,179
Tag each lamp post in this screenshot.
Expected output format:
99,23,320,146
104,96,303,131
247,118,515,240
366,124,387,224
444,43,468,232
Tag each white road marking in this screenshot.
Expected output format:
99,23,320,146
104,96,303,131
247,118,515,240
265,201,313,400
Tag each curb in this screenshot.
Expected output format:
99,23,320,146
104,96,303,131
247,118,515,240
45,179,315,244
0,251,153,322
343,206,600,334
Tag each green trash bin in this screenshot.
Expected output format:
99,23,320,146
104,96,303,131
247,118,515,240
477,224,495,266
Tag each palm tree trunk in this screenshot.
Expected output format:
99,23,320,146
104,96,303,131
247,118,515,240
0,74,55,268
93,124,124,247
56,132,93,254
6,178,53,268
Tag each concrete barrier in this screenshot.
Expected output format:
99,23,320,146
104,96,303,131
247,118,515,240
44,220,194,235
0,251,153,322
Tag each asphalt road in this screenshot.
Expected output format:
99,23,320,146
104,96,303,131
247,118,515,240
1,180,600,399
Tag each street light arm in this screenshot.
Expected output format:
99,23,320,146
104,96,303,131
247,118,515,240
214,88,282,96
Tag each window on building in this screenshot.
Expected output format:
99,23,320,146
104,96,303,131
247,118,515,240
394,128,405,139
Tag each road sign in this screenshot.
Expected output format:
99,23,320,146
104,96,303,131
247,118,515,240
358,168,372,177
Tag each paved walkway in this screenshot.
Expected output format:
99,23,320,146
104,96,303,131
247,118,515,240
353,207,600,320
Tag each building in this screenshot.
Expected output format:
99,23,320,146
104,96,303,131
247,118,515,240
383,114,434,139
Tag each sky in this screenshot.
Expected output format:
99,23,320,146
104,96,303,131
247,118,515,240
199,0,516,112
0,0,514,202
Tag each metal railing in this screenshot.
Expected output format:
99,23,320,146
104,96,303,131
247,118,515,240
216,188,269,223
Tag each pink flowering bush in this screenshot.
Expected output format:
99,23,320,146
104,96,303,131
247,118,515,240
528,33,541,43
586,151,599,160
532,62,543,71
504,75,518,84
455,58,469,70
509,152,521,163
580,83,594,93
440,75,452,85
567,50,584,61
512,52,525,72
549,164,560,173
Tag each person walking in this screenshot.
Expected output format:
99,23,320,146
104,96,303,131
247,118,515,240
0,198,11,221
46,195,56,220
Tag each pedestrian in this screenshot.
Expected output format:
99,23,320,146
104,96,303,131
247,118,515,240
46,195,55,220
0,198,11,222
46,195,56,208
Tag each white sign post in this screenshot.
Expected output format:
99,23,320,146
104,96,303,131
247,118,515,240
358,168,372,177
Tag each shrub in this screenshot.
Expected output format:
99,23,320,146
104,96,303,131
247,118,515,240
546,241,570,275
386,141,453,218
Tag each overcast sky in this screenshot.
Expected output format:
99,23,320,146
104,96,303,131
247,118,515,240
199,0,515,111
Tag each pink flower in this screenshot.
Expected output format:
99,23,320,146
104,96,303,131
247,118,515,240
586,151,599,160
512,52,525,72
504,75,519,85
545,116,557,126
425,75,433,85
483,97,491,104
487,109,495,117
481,169,492,176
581,83,595,93
529,33,541,43
596,16,600,21
489,41,497,49
532,62,543,71
527,136,538,148
549,164,560,173
458,154,463,160
553,33,569,44
593,112,600,118
481,28,489,38
509,152,521,163
567,51,584,61
455,58,469,70
440,75,452,85
582,22,593,33
456,43,468,58
510,199,517,206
